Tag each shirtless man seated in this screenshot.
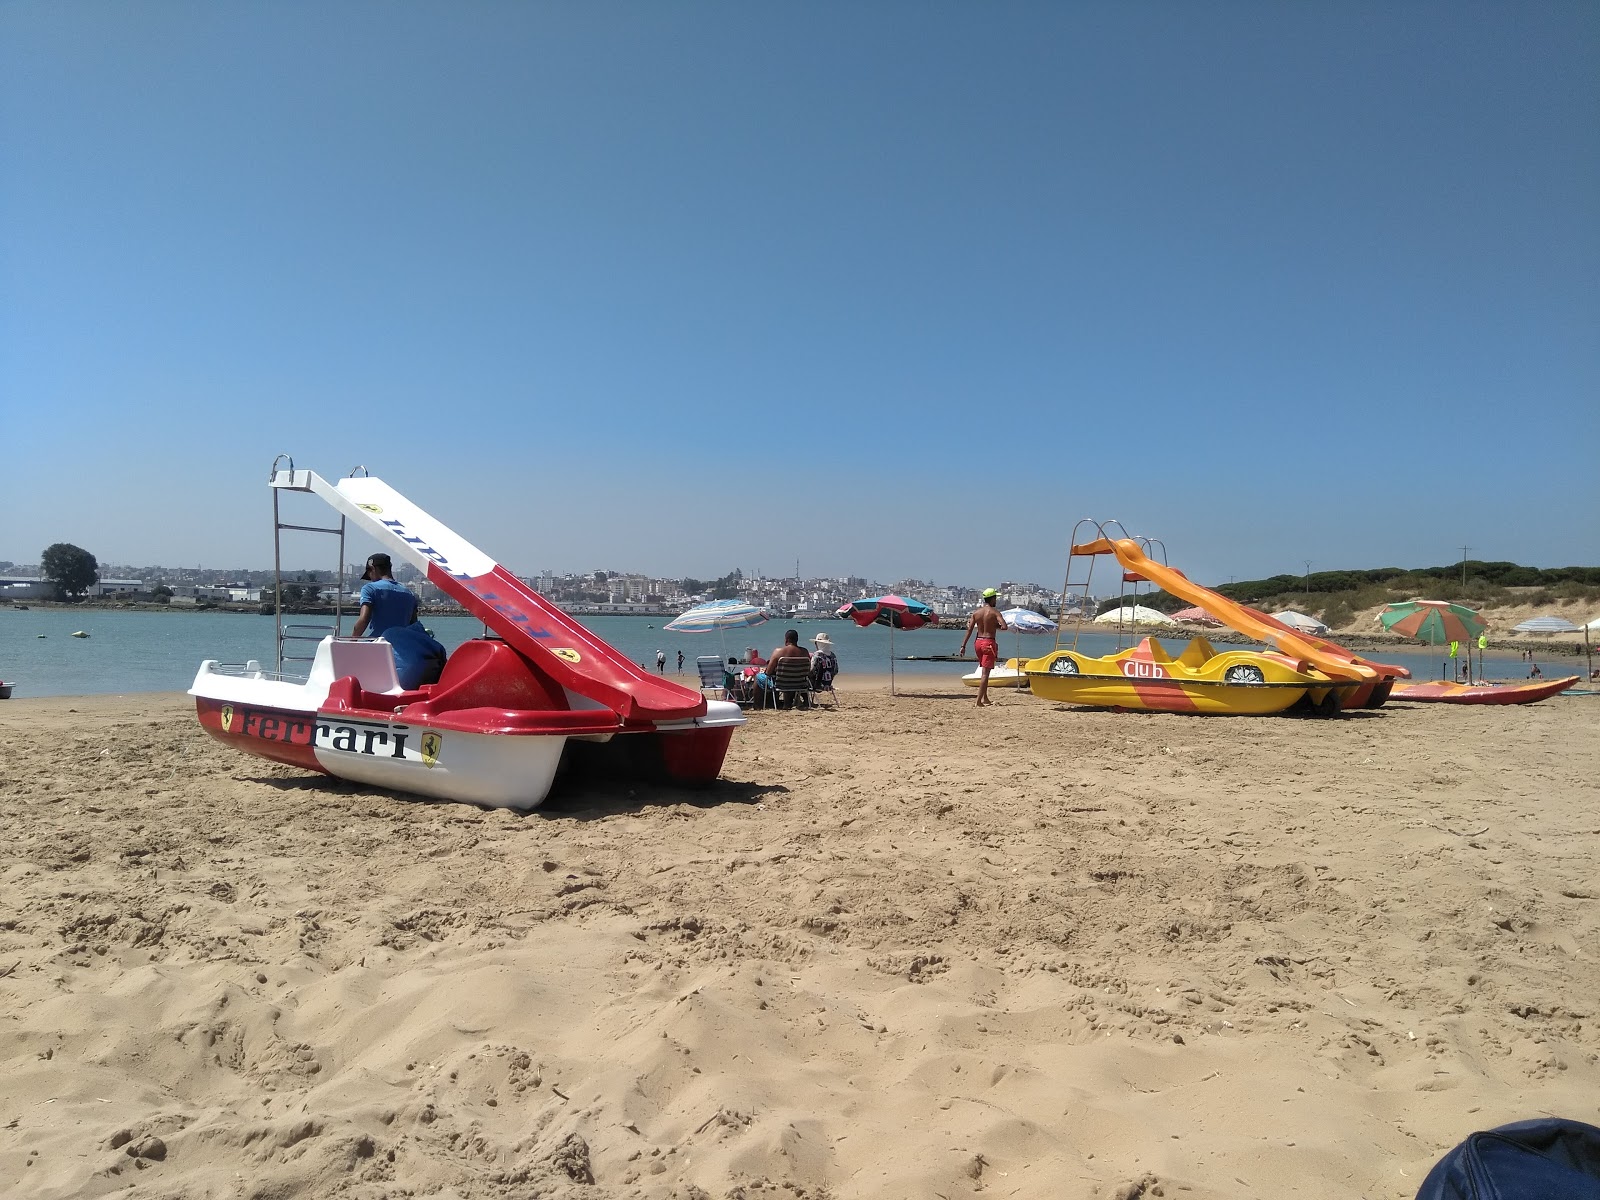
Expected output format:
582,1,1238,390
764,629,812,708
959,589,1010,706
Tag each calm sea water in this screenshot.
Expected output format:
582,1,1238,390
0,607,1560,698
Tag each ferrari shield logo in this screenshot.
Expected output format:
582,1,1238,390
221,704,234,733
420,731,443,768
553,648,582,664
357,503,384,514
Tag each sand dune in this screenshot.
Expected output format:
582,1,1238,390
2,682,1597,1198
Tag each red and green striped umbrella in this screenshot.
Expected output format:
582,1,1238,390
1378,600,1485,645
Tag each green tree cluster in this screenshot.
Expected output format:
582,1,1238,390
41,543,98,600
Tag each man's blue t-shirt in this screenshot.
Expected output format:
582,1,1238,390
359,578,418,638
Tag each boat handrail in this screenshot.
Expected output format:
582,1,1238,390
205,663,308,684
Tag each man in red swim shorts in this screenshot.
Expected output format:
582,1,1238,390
959,588,1010,706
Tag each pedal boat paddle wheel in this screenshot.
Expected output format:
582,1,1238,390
1023,520,1410,716
189,459,745,809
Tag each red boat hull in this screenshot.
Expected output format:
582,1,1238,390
1389,676,1579,705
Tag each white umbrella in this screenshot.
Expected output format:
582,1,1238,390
1000,607,1057,634
1092,605,1175,627
1512,615,1580,634
1272,609,1329,635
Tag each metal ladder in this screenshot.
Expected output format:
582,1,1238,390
268,454,355,676
1055,519,1167,652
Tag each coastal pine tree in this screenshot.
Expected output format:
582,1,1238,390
40,542,98,600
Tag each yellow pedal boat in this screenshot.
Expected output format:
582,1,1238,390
1024,636,1358,716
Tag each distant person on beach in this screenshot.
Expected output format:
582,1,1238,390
677,650,684,672
352,553,419,639
959,589,1010,707
656,649,666,673
1530,662,1543,678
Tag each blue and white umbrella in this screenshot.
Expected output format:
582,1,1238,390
1512,615,1580,634
665,599,771,657
998,607,1058,666
1000,607,1058,635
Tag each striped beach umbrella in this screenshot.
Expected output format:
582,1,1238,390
835,594,939,693
665,599,770,657
1511,616,1580,634
1378,600,1485,645
1000,607,1058,634
1170,605,1224,627
835,594,938,630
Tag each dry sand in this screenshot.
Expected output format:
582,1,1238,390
2,680,1597,1199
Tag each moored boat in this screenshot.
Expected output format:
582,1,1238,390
960,657,1030,688
1025,635,1359,716
1389,676,1580,705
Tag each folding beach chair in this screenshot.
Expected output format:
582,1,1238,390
768,655,817,710
695,655,729,700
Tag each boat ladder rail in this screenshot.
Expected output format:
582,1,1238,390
267,455,367,675
1056,519,1170,652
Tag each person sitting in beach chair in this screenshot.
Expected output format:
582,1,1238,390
723,656,758,706
762,630,812,710
809,632,840,708
769,653,816,710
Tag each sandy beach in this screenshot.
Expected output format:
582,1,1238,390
2,680,1597,1199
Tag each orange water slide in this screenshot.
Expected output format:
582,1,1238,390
1075,538,1409,705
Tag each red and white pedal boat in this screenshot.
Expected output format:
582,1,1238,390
191,465,745,809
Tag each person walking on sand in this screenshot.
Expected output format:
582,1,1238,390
959,588,1009,706
676,649,684,673
656,649,666,674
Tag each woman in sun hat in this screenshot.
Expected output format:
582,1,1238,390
809,631,839,688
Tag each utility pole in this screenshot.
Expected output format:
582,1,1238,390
1459,544,1471,586
1303,560,1312,594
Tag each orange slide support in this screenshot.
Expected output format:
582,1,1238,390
1075,537,1409,707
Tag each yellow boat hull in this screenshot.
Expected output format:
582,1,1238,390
1024,638,1354,716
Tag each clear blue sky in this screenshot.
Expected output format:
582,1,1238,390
3,2,1596,588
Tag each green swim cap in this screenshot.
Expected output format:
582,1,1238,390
982,587,997,598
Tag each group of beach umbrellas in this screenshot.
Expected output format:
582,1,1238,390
667,593,945,695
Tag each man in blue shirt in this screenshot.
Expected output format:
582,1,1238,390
352,553,418,638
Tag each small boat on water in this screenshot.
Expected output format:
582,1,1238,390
1389,676,1580,705
1026,636,1360,716
71,630,90,638
192,461,746,810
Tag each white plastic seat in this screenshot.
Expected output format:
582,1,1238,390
327,637,403,695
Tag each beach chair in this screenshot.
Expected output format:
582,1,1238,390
809,656,840,708
769,655,817,710
695,655,728,700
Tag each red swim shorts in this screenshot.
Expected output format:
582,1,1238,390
975,636,998,669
